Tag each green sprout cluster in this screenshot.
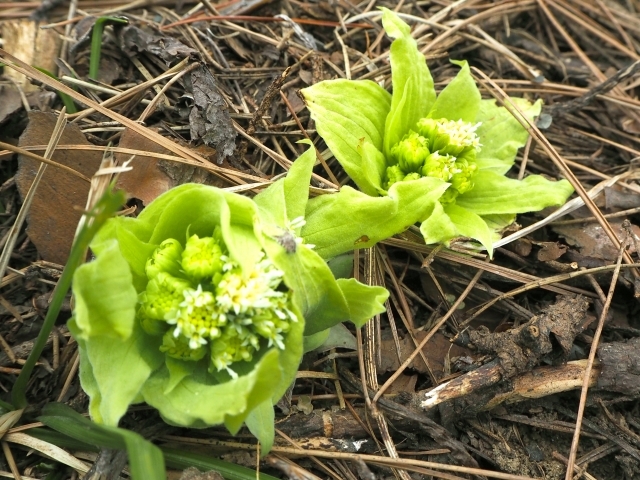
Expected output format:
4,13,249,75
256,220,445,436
137,229,297,378
384,118,480,203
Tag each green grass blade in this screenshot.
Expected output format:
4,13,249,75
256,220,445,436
90,17,129,80
39,403,166,480
34,67,77,113
11,188,126,408
163,448,280,480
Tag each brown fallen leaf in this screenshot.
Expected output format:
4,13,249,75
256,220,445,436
554,220,640,261
115,127,229,205
379,330,471,381
188,65,237,163
16,111,101,264
535,241,567,262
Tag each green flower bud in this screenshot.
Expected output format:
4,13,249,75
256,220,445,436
390,130,430,173
137,294,169,336
383,165,406,190
160,331,206,361
143,272,193,320
417,118,482,157
416,118,450,152
403,172,422,182
146,238,184,280
181,234,224,280
450,158,477,195
421,152,456,182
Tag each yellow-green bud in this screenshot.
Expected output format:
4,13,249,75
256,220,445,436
439,187,459,205
403,172,421,182
421,152,456,182
390,131,430,173
146,238,184,280
143,272,193,320
450,158,477,195
181,234,224,280
160,331,206,361
416,118,450,152
383,165,406,190
137,294,169,335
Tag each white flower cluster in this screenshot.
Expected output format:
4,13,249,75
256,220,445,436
435,119,482,149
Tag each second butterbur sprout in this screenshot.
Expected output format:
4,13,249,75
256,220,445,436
138,228,298,378
384,118,480,204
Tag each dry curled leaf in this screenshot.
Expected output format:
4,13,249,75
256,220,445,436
16,111,101,264
188,65,237,163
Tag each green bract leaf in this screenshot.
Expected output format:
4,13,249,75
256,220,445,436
444,203,494,257
303,177,449,259
302,80,391,195
382,7,435,158
140,349,281,430
72,239,137,339
303,328,331,352
336,278,388,328
69,318,164,426
245,399,275,454
456,171,575,215
427,61,480,123
254,140,316,227
475,98,542,174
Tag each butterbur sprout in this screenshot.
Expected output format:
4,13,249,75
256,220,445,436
70,145,389,450
300,8,574,259
139,231,297,379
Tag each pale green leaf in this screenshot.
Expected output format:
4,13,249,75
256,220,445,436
303,177,449,259
337,278,388,328
456,171,574,215
419,201,457,245
481,213,517,232
427,60,481,122
72,239,137,339
142,349,281,430
312,323,357,352
475,98,542,174
303,328,331,352
254,141,316,227
302,79,391,195
245,399,275,455
444,203,495,257
263,240,350,335
70,320,164,426
382,7,435,157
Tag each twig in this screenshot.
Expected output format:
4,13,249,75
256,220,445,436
564,231,627,479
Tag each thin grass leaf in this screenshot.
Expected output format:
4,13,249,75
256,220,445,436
90,16,129,80
38,403,165,480
163,448,281,480
33,67,77,113
29,425,281,480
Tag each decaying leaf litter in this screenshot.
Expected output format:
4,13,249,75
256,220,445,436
2,0,640,479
